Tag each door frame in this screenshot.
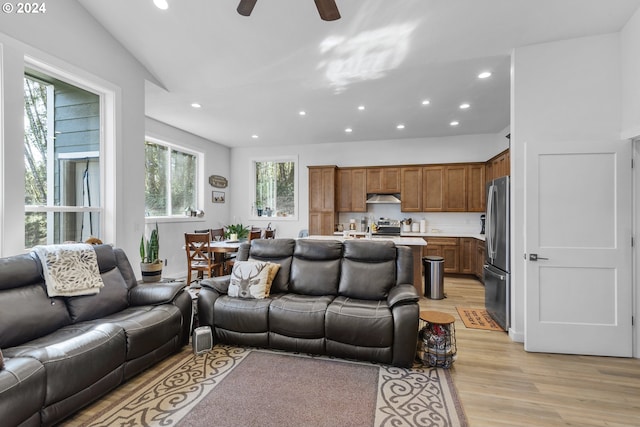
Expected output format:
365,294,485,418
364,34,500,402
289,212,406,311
634,139,640,358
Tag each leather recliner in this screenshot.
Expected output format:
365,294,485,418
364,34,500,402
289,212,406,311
0,245,192,427
198,238,420,367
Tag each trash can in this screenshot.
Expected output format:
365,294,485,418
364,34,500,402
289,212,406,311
423,256,445,299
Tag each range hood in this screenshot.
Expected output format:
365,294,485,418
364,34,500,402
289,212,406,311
366,194,401,204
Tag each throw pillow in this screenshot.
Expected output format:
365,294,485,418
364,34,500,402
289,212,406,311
265,262,281,296
229,261,271,299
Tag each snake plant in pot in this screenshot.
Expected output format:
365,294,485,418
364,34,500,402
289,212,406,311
140,222,162,282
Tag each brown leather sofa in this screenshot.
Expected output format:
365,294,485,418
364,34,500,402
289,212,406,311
0,245,192,427
198,239,420,367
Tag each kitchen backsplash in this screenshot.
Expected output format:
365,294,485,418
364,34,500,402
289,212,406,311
338,206,484,234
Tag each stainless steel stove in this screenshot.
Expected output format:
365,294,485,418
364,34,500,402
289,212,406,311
374,218,401,236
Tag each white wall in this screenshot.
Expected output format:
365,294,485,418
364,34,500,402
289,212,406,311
511,32,633,346
229,133,508,240
0,2,152,261
621,7,640,139
145,117,230,279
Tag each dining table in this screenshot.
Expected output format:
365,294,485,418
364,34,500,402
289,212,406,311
208,240,243,274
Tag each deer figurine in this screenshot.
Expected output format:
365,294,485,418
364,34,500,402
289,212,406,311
229,262,268,298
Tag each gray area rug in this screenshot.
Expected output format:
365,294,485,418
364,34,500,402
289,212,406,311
75,345,467,427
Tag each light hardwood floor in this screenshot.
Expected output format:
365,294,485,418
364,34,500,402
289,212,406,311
65,276,639,427
424,276,640,427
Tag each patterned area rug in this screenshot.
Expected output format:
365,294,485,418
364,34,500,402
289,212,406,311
456,307,504,331
70,345,467,427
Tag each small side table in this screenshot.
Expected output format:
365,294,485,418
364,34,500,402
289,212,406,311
417,310,457,368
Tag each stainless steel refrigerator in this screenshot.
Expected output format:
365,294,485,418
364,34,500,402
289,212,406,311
483,176,510,330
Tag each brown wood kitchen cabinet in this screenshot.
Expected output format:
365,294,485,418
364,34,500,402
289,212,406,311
421,165,445,211
486,149,510,182
366,167,400,194
444,165,467,212
475,239,486,280
400,166,422,212
467,163,486,212
423,237,460,273
459,237,476,274
308,166,336,235
336,168,367,212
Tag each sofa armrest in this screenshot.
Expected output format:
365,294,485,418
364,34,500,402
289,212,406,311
129,281,185,306
387,284,419,308
201,276,230,295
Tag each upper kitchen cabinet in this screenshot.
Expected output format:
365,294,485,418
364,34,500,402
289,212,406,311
337,168,367,212
443,165,467,212
421,165,445,212
366,167,400,194
400,167,422,212
466,163,486,212
308,166,336,235
486,149,510,182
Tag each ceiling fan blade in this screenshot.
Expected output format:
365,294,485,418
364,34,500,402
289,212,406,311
237,0,257,16
314,0,341,21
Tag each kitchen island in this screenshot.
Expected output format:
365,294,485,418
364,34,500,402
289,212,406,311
303,235,427,294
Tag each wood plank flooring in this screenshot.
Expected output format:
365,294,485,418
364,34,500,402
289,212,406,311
422,276,640,427
65,276,640,426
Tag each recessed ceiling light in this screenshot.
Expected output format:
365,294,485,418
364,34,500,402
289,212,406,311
396,124,405,130
299,111,306,116
251,134,259,139
478,71,492,79
345,128,353,133
358,105,365,111
450,121,460,126
421,100,430,105
153,0,168,10
191,103,201,108
459,103,470,109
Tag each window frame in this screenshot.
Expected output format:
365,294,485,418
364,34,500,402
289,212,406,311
144,136,203,221
250,155,299,221
23,64,108,247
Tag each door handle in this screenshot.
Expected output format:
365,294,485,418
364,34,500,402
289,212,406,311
529,254,549,261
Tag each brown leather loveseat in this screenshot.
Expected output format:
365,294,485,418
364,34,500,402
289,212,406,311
0,244,192,427
198,238,420,368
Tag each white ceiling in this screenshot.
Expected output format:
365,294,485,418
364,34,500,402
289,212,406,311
78,0,640,148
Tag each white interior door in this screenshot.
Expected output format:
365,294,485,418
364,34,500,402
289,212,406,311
524,140,633,356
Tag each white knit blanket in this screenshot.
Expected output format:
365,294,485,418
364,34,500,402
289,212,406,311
33,243,104,297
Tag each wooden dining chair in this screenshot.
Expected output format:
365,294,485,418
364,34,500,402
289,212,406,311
248,229,262,241
184,232,223,285
264,229,276,239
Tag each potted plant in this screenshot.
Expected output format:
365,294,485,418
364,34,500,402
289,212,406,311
140,222,163,282
225,223,249,241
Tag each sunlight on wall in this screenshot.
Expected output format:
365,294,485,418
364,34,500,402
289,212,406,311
317,22,417,92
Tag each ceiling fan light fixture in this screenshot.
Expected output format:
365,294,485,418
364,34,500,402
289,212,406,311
314,0,341,21
237,0,257,16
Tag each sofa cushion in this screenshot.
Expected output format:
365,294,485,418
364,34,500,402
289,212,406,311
326,296,393,348
246,239,295,293
290,240,342,295
214,296,272,333
338,240,396,300
269,294,334,339
0,283,70,348
0,356,45,427
64,268,129,322
0,253,42,291
97,305,183,360
0,349,3,369
7,323,126,406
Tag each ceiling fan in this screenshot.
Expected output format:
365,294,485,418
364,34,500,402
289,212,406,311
237,0,341,21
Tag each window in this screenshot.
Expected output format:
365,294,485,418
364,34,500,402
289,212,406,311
24,70,102,248
145,140,198,217
253,157,297,218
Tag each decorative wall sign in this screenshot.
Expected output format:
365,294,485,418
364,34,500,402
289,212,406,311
212,191,225,203
208,175,228,188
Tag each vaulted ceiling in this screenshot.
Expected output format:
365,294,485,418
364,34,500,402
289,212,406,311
79,0,640,147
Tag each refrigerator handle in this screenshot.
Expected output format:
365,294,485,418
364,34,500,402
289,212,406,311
486,184,494,260
483,264,505,281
